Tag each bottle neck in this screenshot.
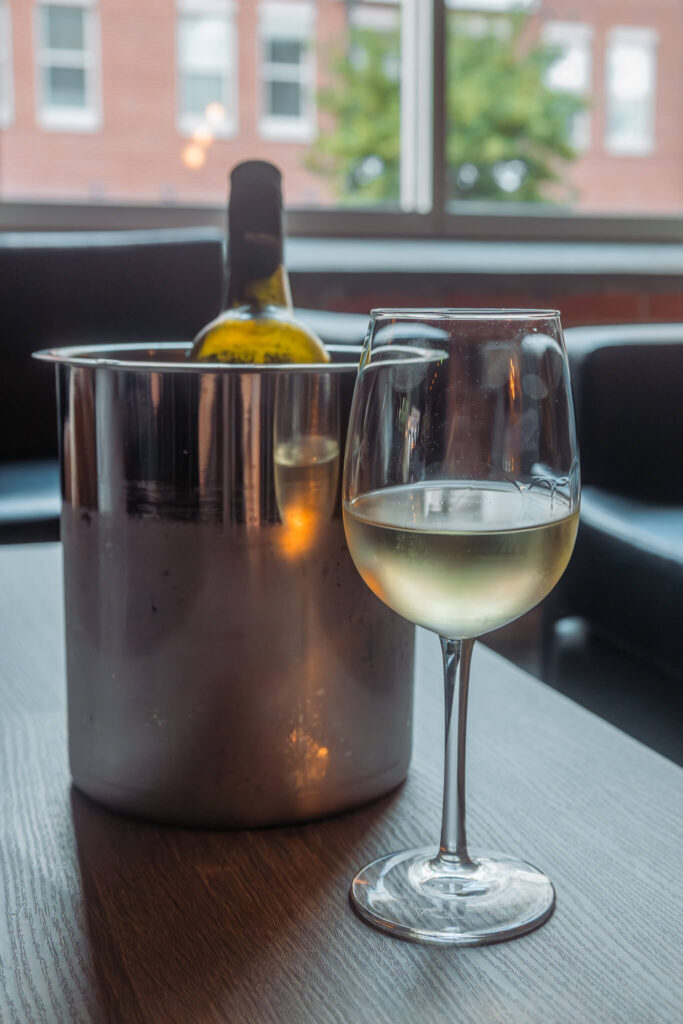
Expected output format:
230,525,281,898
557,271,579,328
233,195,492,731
225,262,293,312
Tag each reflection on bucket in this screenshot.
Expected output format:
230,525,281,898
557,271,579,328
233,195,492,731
34,343,415,828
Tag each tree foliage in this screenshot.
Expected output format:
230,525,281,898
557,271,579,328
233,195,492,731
306,30,401,203
307,14,586,204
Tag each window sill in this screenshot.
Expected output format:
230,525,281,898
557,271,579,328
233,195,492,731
285,236,683,277
2,200,683,276
2,198,682,245
38,109,101,133
258,116,315,142
604,142,655,158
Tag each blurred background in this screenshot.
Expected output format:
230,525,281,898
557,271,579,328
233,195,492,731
2,0,681,219
4,0,683,320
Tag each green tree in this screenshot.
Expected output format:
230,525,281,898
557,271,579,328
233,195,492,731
307,29,401,203
308,14,586,204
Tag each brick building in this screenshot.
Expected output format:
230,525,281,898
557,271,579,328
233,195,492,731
0,0,681,213
538,0,683,213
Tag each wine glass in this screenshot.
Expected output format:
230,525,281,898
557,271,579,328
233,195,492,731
342,309,580,946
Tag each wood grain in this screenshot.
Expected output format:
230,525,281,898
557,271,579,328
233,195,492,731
0,544,681,1024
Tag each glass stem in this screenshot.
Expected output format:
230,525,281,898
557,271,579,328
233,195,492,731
437,636,475,868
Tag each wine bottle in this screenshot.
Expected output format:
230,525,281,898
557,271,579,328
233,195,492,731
189,160,329,364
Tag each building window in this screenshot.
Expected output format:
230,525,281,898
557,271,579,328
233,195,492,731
605,27,657,156
259,2,315,142
177,0,236,137
0,1,13,128
543,22,592,151
36,1,99,131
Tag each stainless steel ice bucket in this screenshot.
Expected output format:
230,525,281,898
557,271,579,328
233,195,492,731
35,343,414,827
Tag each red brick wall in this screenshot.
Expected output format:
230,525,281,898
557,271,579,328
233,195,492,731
2,0,342,205
541,0,683,213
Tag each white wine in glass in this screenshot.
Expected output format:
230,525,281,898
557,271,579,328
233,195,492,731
342,310,580,946
344,482,578,639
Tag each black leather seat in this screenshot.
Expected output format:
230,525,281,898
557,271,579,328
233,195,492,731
543,324,683,681
0,460,61,543
0,229,224,542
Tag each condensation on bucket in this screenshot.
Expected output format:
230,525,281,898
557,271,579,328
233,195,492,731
36,343,415,827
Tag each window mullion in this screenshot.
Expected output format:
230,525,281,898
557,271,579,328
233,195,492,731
431,0,447,233
400,0,433,214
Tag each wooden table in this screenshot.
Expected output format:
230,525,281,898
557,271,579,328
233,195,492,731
1,544,681,1024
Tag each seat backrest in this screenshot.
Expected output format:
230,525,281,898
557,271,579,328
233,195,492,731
564,324,683,501
0,229,224,461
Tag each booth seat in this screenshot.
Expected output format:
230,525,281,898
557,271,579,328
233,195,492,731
0,229,224,541
542,323,683,683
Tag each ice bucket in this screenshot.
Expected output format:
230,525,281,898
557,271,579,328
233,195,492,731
35,343,414,827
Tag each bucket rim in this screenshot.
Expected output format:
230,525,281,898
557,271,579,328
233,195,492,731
33,341,362,373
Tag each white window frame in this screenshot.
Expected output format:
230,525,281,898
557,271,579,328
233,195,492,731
543,22,593,152
0,1,13,128
605,26,658,157
35,0,100,132
446,0,536,10
259,1,316,143
176,0,237,138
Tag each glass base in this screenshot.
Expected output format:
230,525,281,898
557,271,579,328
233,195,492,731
350,847,555,946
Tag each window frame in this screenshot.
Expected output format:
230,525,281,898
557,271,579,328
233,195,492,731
0,0,13,128
176,0,237,138
35,0,101,132
3,0,682,242
258,1,316,143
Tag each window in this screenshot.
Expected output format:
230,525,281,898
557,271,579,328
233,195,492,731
0,1,13,128
605,27,657,156
177,0,236,137
1,1,682,230
259,2,315,141
36,1,99,131
543,22,592,151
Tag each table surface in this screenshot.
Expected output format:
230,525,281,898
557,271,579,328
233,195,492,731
1,543,681,1024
